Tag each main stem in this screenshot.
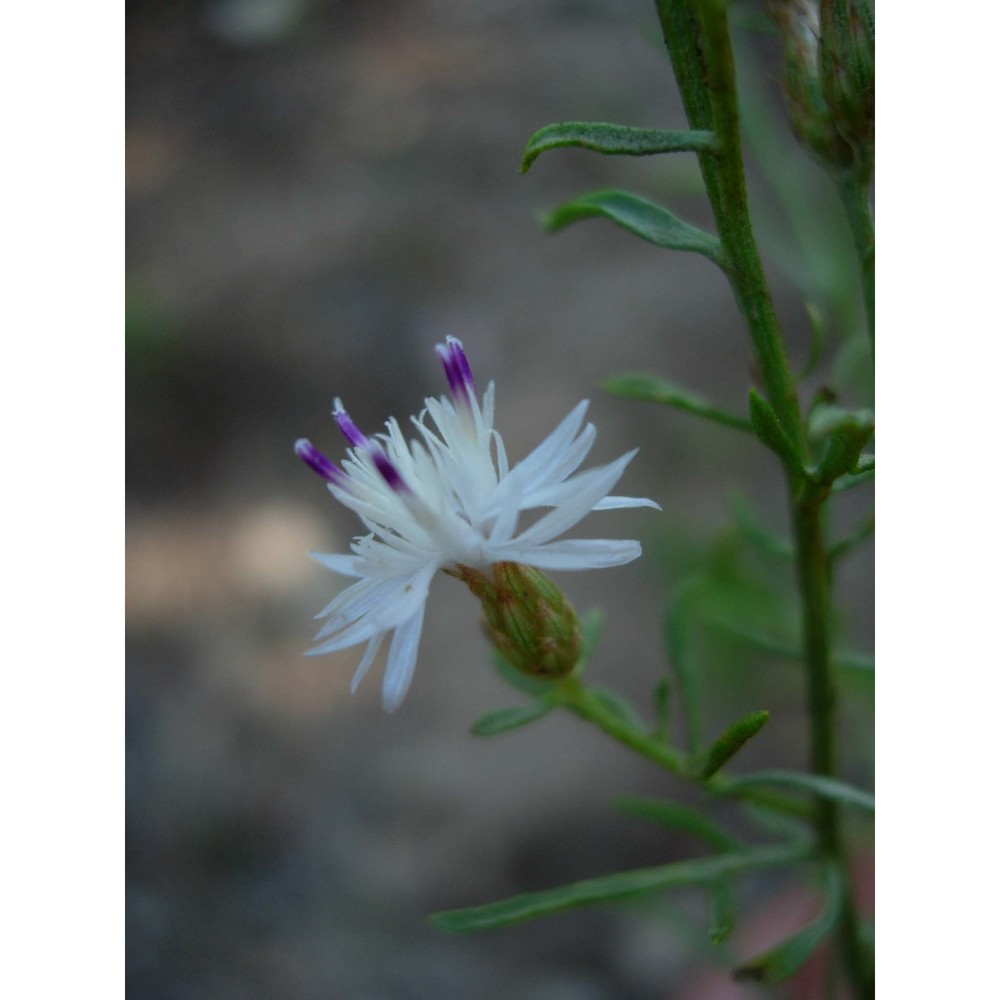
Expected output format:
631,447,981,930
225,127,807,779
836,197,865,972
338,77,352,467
655,2,870,994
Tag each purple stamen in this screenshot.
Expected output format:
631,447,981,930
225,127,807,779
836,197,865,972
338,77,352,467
371,446,410,494
333,399,369,449
435,336,476,407
295,439,348,486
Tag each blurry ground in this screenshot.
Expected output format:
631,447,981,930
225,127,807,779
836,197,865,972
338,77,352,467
126,1,873,997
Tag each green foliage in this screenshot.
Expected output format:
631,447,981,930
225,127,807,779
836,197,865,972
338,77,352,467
470,700,555,737
603,373,752,432
431,843,809,933
615,797,743,852
543,189,724,265
697,710,770,779
521,122,716,173
734,863,845,983
718,770,874,814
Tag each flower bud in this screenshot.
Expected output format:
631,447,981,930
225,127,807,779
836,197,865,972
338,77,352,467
454,562,582,678
820,0,874,180
767,0,854,171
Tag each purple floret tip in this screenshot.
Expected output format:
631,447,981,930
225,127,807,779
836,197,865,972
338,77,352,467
333,400,368,448
295,439,347,485
436,337,475,407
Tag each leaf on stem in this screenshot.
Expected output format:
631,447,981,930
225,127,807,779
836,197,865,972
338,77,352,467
588,687,647,732
808,404,874,485
718,770,874,814
615,796,743,852
800,302,829,378
431,844,809,932
543,189,724,265
652,676,671,742
708,882,736,944
698,710,771,779
664,581,704,753
734,862,844,983
470,699,555,737
748,389,804,476
521,122,717,172
603,373,752,432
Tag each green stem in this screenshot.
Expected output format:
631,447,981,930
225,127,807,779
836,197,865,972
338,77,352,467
792,489,872,998
654,3,870,994
655,0,804,451
837,170,875,350
555,678,811,818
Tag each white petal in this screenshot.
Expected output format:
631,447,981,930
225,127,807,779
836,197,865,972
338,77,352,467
351,633,386,694
507,400,589,491
509,449,638,547
381,601,427,712
512,538,642,571
592,495,662,511
310,552,364,577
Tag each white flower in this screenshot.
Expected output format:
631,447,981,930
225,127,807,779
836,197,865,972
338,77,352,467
295,337,659,711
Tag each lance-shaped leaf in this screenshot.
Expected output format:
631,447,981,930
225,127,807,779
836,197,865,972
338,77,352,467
808,405,875,485
717,770,874,814
748,389,804,476
470,699,555,737
615,797,743,852
664,580,703,753
708,881,736,944
698,710,771,779
522,122,717,172
544,190,724,265
603,373,752,432
588,688,647,732
431,842,810,932
734,862,844,983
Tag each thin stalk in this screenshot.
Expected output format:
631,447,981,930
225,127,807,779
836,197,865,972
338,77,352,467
654,3,871,994
792,489,873,998
655,0,804,451
555,678,812,819
837,170,875,350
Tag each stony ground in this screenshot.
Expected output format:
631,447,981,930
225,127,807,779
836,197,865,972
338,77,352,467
127,2,873,997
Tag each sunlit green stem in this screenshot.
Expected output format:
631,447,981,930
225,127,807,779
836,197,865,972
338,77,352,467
837,170,875,350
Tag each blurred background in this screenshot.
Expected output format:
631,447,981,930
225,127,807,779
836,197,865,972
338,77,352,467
126,1,873,996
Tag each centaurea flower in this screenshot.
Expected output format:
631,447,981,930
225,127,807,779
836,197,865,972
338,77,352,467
295,338,658,710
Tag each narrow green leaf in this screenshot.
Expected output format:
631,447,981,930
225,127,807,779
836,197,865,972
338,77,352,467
734,863,844,983
652,676,671,742
431,843,810,933
491,650,556,697
829,512,874,562
748,389,803,475
522,122,716,172
705,619,873,675
853,453,875,474
578,608,605,667
588,688,646,732
664,580,703,753
800,302,828,378
615,796,742,852
699,710,770,779
603,373,752,431
718,770,874,814
708,882,736,944
831,466,874,492
470,699,555,737
729,493,793,559
544,189,724,265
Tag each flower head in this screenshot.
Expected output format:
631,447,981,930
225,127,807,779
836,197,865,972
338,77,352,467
295,337,658,710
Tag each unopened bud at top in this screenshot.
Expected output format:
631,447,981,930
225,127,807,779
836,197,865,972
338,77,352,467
453,562,582,678
767,0,854,171
820,0,874,181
